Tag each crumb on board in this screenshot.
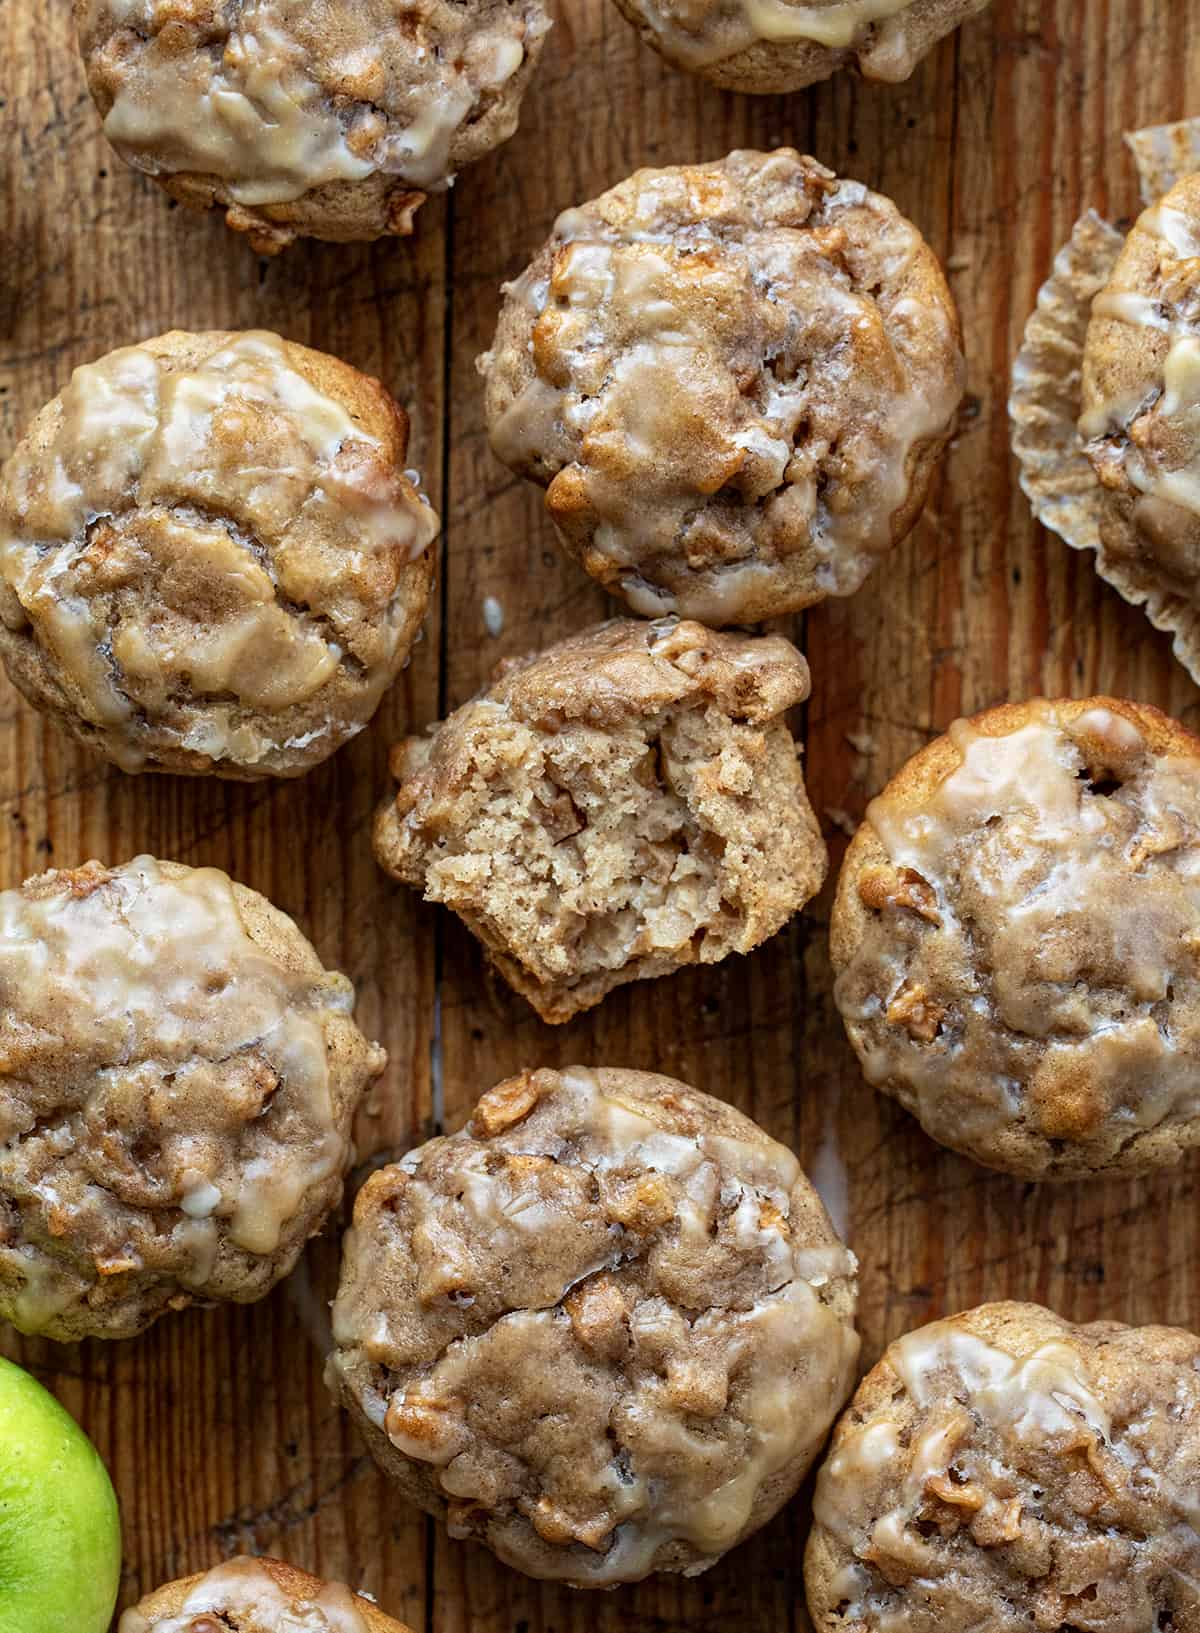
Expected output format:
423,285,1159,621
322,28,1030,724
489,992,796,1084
824,807,857,836
482,595,505,637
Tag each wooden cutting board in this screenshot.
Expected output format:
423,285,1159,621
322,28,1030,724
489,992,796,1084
3,2,1199,1627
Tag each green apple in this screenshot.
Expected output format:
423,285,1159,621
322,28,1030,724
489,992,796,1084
0,1356,121,1633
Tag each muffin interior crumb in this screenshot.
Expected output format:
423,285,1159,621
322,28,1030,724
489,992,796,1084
410,694,766,976
375,619,826,1020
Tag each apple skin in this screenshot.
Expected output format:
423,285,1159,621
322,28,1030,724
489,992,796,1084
0,1356,121,1633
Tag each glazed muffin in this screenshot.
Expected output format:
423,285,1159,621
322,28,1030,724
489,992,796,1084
76,0,551,253
611,0,989,96
120,1557,410,1632
329,1066,859,1585
0,330,438,779
805,1301,1200,1632
480,149,963,625
831,697,1200,1179
0,856,385,1341
1080,173,1200,682
373,617,827,1023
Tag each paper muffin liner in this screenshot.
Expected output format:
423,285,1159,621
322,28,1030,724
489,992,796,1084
1008,118,1200,679
1008,210,1124,558
1125,116,1200,206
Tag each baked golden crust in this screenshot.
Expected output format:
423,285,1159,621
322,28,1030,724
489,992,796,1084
329,1066,858,1586
121,1557,410,1631
0,329,437,779
76,0,550,251
610,0,989,95
805,1301,1200,1633
480,149,963,625
1080,174,1200,683
373,617,827,1022
832,696,1200,1177
0,857,385,1341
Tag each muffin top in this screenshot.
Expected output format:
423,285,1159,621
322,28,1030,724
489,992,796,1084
0,330,437,778
404,612,813,725
1080,173,1200,674
832,697,1200,1177
805,1301,1200,1633
611,0,990,95
481,149,963,625
76,0,551,249
373,617,827,1022
0,857,384,1340
120,1557,409,1632
329,1066,858,1584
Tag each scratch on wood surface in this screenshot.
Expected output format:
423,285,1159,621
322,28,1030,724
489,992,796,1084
210,1458,373,1555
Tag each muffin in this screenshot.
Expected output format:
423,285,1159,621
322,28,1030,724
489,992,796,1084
328,1066,859,1585
831,697,1200,1178
610,0,990,96
75,0,551,253
1079,173,1200,682
480,149,963,624
120,1557,411,1632
373,617,827,1023
0,856,385,1341
0,330,438,779
805,1301,1200,1633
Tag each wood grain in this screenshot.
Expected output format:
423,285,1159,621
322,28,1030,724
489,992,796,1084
2,1,1200,1628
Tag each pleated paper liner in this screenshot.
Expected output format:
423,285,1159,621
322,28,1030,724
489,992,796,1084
1126,117,1200,206
1009,209,1124,560
1008,117,1200,674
